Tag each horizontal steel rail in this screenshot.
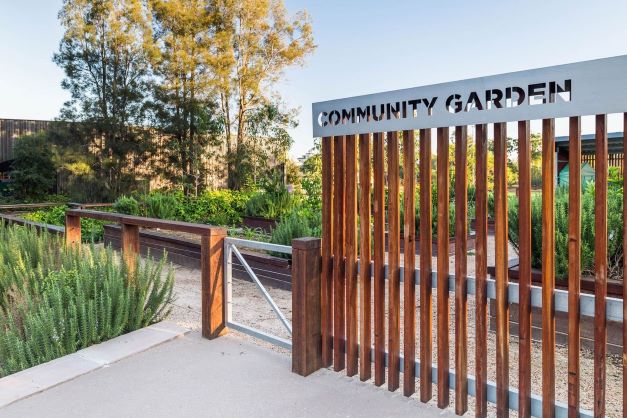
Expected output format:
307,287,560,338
224,237,292,255
227,321,292,351
360,261,623,322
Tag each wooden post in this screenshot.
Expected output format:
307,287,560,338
436,126,450,408
292,237,322,377
494,122,510,415
474,124,488,417
65,213,81,247
345,134,358,377
201,227,227,339
518,120,532,418
321,136,334,368
121,223,140,278
542,118,556,418
419,128,433,403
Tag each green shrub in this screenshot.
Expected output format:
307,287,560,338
10,134,57,201
508,184,623,280
270,212,313,256
245,174,299,220
0,225,174,377
179,190,250,226
145,193,178,220
22,205,106,242
113,196,140,215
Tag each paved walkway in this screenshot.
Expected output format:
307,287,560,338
2,332,452,418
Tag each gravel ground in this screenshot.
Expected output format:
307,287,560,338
165,233,623,417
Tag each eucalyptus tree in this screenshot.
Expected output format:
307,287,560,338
54,0,154,198
148,0,224,196
214,0,316,189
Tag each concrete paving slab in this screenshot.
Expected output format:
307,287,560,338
1,332,453,418
0,321,188,409
76,323,187,365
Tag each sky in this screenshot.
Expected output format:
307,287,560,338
2,0,627,159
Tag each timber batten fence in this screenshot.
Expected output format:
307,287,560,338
305,56,627,418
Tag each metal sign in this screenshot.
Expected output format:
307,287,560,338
312,55,627,137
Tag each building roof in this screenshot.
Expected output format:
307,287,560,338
555,131,624,154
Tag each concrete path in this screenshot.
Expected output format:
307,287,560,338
2,332,452,418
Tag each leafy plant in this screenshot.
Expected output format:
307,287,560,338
245,174,299,220
145,193,178,220
0,225,174,377
22,205,107,242
508,184,624,280
10,134,57,200
113,196,140,216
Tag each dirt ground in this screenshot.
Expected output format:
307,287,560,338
165,233,623,417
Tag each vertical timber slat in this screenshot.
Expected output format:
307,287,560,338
121,223,140,279
494,122,510,416
518,120,532,418
419,128,433,402
65,214,82,247
345,135,358,377
567,117,581,417
594,114,607,418
475,124,488,417
201,228,227,339
437,126,450,409
373,132,386,386
454,125,468,415
292,238,322,377
359,133,372,381
321,137,334,367
403,130,416,397
388,131,401,391
333,135,346,372
542,118,556,418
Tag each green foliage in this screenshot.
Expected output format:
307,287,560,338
113,196,140,216
508,184,624,280
269,208,320,259
245,174,300,220
0,226,174,377
10,134,57,200
112,190,250,226
22,206,106,242
300,142,322,214
178,190,250,226
145,193,178,220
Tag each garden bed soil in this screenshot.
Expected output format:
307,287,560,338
242,216,277,233
103,224,291,290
